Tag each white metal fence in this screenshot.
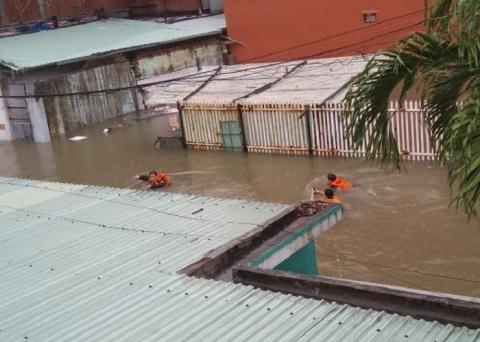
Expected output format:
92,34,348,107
180,101,435,161
243,103,309,155
181,102,239,150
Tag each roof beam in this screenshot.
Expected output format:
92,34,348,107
183,66,222,101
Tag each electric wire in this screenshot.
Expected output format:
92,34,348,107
0,17,425,99
240,8,427,63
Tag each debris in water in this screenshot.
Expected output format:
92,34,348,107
153,136,183,149
68,136,88,141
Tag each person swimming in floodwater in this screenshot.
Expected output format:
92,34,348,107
327,173,352,190
103,123,129,134
135,170,171,189
312,188,342,204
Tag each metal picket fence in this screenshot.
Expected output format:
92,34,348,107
179,101,435,161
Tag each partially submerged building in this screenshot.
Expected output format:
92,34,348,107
0,14,226,141
0,177,479,340
140,56,435,160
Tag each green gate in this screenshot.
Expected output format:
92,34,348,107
219,121,244,151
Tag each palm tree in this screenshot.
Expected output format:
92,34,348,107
344,0,480,217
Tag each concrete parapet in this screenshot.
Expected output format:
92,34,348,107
233,266,480,329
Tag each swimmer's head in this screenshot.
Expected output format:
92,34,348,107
327,173,336,181
324,189,334,199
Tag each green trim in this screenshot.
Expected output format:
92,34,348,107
250,204,341,267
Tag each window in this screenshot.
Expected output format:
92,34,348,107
363,12,377,23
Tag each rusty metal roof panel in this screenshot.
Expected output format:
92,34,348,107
140,56,368,105
1,177,479,341
0,15,225,71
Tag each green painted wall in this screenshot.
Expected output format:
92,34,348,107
250,205,341,268
274,240,318,276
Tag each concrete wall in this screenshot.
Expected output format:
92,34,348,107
0,0,201,26
234,266,480,329
1,64,81,140
26,97,50,142
223,0,426,62
129,0,202,16
0,85,13,141
202,0,223,13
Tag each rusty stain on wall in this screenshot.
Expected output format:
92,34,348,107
135,39,224,78
37,61,142,135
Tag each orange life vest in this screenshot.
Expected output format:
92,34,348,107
323,196,342,204
328,176,352,190
149,172,171,187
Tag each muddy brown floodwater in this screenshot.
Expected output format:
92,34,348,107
1,116,479,297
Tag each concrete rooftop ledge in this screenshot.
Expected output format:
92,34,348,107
233,266,480,329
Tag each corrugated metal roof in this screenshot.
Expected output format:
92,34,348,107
0,177,287,273
140,56,367,105
3,270,480,342
0,15,226,71
1,177,479,341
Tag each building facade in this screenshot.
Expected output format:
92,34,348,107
0,0,218,26
0,16,226,141
223,0,426,63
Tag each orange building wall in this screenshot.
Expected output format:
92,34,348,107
224,0,426,63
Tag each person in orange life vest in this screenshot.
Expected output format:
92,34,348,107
135,171,171,189
327,173,352,190
312,188,341,204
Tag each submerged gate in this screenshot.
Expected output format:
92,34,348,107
219,121,243,151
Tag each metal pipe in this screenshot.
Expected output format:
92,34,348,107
237,103,247,152
177,101,187,148
304,104,313,155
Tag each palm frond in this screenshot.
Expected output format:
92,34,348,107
446,89,480,216
428,0,480,67
428,0,456,34
344,28,480,216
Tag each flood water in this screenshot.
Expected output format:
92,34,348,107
1,116,479,297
